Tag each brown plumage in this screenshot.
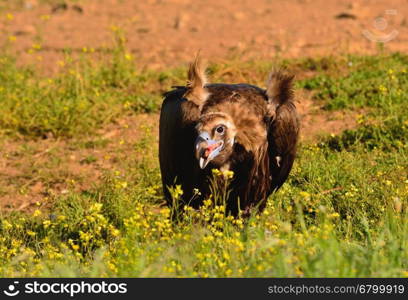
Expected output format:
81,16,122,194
159,57,299,216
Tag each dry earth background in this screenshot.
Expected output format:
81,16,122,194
3,0,408,72
0,0,407,211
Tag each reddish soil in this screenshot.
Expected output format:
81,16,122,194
2,0,408,73
0,114,158,211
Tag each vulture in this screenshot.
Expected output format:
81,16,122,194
159,56,299,216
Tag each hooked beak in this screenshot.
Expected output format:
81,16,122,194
195,132,224,169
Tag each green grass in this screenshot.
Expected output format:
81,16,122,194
297,53,408,110
0,45,171,137
0,49,407,277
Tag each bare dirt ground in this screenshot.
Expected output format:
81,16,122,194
0,114,157,211
2,0,408,73
0,0,403,211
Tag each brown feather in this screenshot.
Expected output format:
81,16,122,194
266,71,300,191
266,70,295,105
183,54,209,108
265,70,295,122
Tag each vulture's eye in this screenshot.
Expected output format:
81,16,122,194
215,126,225,134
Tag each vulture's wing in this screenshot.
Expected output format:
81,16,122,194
159,88,199,205
159,57,208,206
266,71,300,191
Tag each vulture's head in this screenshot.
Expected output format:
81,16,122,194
195,112,237,169
184,55,271,170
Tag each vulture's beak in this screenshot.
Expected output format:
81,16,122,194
195,132,224,169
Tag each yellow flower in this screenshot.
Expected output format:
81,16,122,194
90,203,103,212
111,228,120,237
222,170,234,179
173,185,183,198
57,215,66,221
27,230,36,237
117,181,128,188
32,43,41,50
33,209,42,217
123,101,131,109
295,267,304,276
42,220,51,229
203,235,214,243
40,15,51,21
2,220,12,230
212,169,221,176
223,252,230,261
256,264,264,271
110,25,119,32
218,261,227,268
203,199,212,207
378,85,387,94
330,212,340,218
299,191,310,198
